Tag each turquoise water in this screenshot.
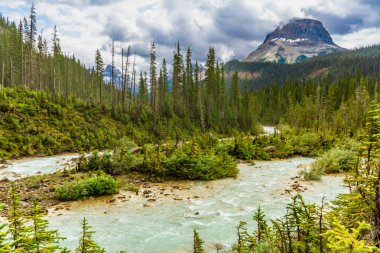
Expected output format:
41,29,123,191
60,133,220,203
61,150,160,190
47,157,346,252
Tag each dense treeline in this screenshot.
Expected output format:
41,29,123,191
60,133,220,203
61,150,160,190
254,74,377,138
2,110,380,252
2,4,380,253
225,44,380,90
0,6,260,158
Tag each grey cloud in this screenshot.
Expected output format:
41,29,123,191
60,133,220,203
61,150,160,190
102,17,136,42
53,0,123,6
214,1,273,41
304,9,363,34
3,0,380,66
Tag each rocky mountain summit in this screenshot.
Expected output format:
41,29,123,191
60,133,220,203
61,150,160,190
244,18,346,63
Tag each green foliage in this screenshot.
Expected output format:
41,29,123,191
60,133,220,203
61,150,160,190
7,183,31,250
300,147,357,181
232,221,251,253
77,137,238,181
230,137,270,161
125,183,139,195
323,219,377,253
76,217,104,253
0,87,133,159
299,165,324,181
329,102,380,246
165,146,238,180
193,229,205,253
253,206,268,243
225,45,380,91
0,204,11,252
27,199,62,252
25,175,47,189
55,173,119,201
313,147,357,174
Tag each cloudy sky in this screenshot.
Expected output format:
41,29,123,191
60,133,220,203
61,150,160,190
1,0,380,70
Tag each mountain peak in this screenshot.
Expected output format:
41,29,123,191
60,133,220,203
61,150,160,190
244,18,345,63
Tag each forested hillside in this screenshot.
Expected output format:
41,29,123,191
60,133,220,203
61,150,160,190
0,6,261,159
225,44,380,90
2,3,380,253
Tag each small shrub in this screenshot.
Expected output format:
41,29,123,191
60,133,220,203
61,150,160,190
25,175,47,189
312,148,357,174
125,184,139,194
165,150,238,180
230,138,270,161
299,147,357,181
55,174,118,201
299,167,323,181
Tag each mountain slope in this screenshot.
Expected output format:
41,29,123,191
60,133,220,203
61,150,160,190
226,44,380,90
244,18,346,63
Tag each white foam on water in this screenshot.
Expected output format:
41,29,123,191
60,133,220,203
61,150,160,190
40,157,347,253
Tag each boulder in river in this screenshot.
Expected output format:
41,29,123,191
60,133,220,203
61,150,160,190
143,190,152,195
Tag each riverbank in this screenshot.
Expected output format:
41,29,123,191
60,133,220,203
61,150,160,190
46,158,346,252
0,155,343,218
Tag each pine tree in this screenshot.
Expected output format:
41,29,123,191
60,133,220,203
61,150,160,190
139,71,148,106
122,46,131,109
0,203,11,252
94,49,104,106
323,219,377,252
17,20,25,85
131,51,137,109
28,2,37,87
205,47,216,126
52,25,61,93
172,41,183,114
150,42,158,126
76,217,104,253
253,206,268,243
233,221,250,253
111,39,115,111
231,72,240,114
36,30,44,90
193,229,205,253
28,198,62,252
185,47,193,114
194,62,205,131
52,25,61,57
7,183,30,250
159,58,168,113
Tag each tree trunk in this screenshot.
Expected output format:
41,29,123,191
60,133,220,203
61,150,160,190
375,165,380,247
2,62,5,88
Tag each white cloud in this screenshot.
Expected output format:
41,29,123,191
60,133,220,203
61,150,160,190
334,28,380,49
0,0,379,72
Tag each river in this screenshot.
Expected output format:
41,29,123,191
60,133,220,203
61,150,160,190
46,157,346,253
0,127,347,252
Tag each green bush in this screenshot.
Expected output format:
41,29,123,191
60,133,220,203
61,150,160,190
165,151,238,180
78,140,141,175
55,174,119,201
312,148,357,174
230,138,270,161
299,166,323,181
299,147,357,181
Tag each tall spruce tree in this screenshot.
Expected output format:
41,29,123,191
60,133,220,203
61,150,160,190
28,2,37,88
193,229,205,253
172,41,183,114
76,217,104,253
28,199,62,252
150,42,158,125
7,183,30,250
95,49,104,106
